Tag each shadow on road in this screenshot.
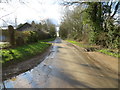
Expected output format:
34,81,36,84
57,57,118,83
50,67,93,88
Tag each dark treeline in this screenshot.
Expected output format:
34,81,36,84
60,1,119,49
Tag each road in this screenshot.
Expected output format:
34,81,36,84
3,38,119,88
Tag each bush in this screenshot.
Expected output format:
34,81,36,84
22,31,38,43
22,31,51,44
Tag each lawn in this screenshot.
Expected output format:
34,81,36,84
1,41,52,66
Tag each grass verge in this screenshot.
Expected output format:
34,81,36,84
66,40,94,48
1,41,52,66
66,40,120,58
97,49,120,58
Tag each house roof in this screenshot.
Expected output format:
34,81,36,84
16,23,32,31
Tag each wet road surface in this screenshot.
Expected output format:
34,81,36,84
2,38,119,88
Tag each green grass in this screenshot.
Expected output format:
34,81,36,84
1,41,51,66
66,40,92,48
97,49,120,58
67,40,120,58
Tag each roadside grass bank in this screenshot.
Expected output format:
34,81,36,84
66,40,93,48
66,40,120,58
97,49,120,58
1,39,55,67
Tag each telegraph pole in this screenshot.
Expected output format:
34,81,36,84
15,17,17,28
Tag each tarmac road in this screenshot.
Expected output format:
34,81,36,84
3,37,119,88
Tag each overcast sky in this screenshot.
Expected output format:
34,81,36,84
0,0,65,26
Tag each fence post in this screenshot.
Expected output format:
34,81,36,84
8,25,15,46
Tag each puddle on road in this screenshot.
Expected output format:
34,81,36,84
3,71,32,88
2,60,51,88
